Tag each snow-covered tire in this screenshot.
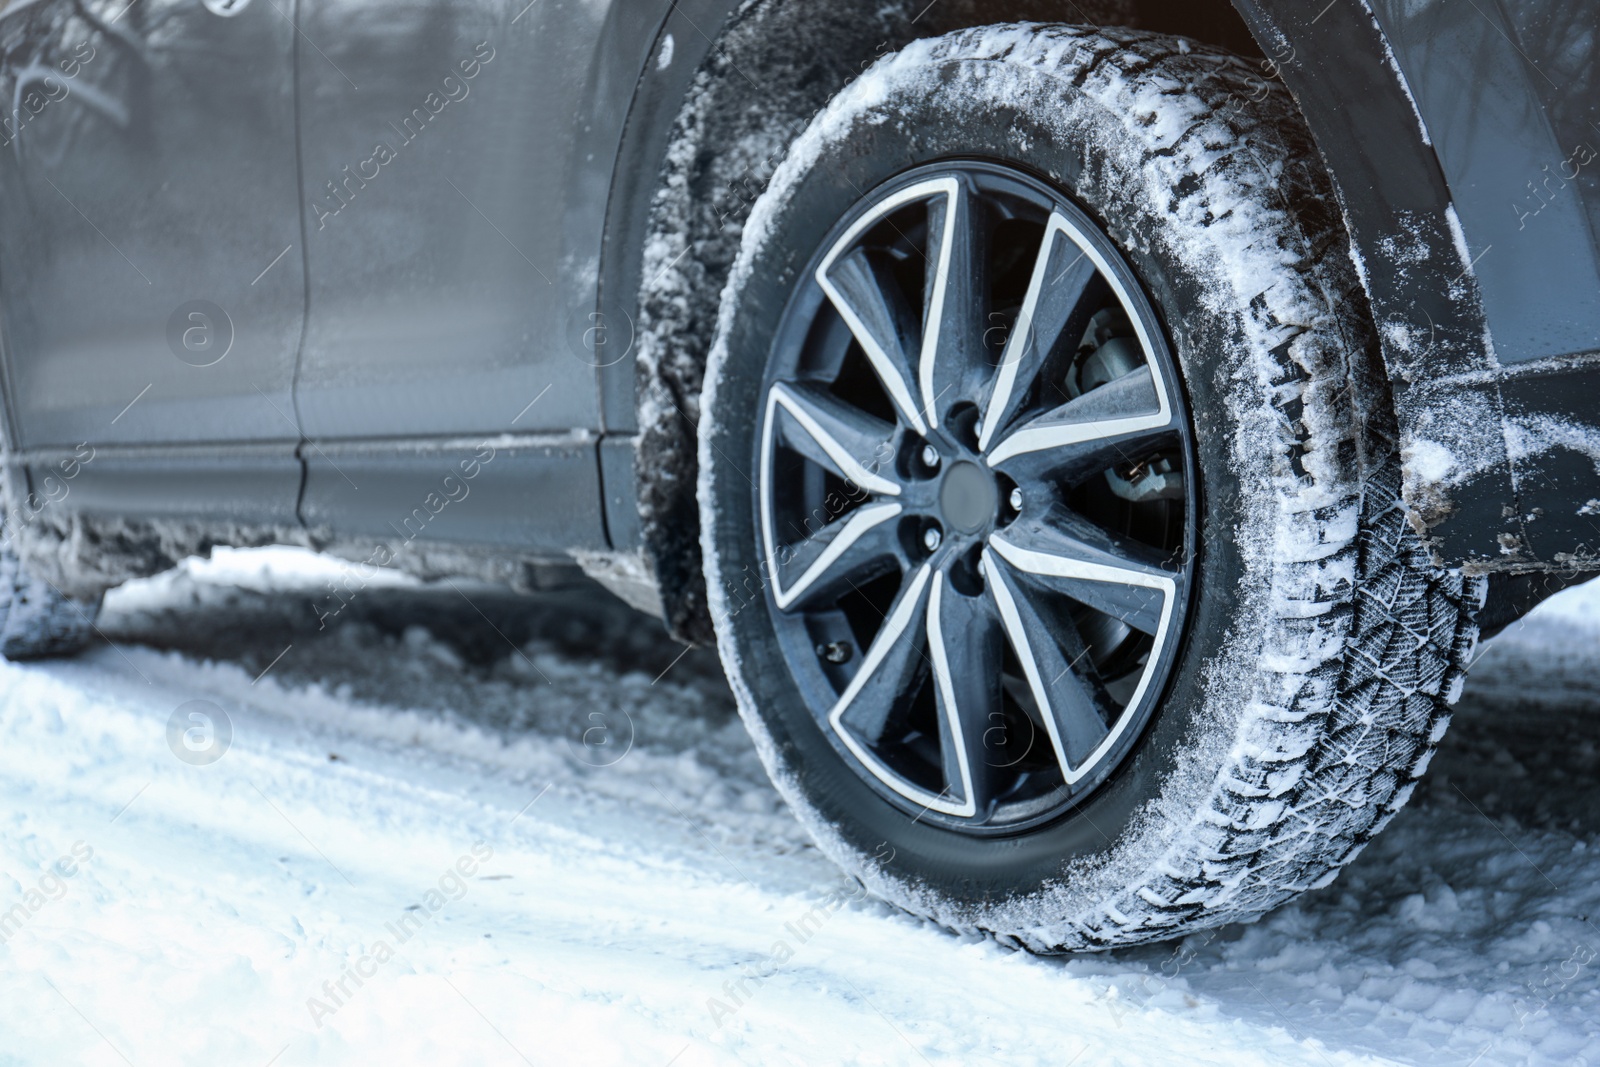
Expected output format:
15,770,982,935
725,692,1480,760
0,543,100,660
697,24,1485,951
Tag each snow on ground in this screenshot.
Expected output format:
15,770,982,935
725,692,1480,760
0,547,1596,1066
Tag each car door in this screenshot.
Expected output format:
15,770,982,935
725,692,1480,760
0,0,305,523
290,0,665,553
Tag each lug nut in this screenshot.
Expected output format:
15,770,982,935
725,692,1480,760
921,444,940,470
1009,487,1023,512
923,526,943,552
974,419,984,442
817,640,853,664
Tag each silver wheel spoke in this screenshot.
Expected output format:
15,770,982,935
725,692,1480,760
918,179,982,431
766,381,900,497
988,510,1177,636
983,549,1111,779
830,565,933,746
772,502,902,612
986,365,1172,467
978,212,1101,453
817,178,965,435
926,571,1002,814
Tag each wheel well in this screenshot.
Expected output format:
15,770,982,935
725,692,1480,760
621,0,1270,644
1105,0,1263,56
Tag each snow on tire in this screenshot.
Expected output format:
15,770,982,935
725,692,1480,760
698,24,1484,950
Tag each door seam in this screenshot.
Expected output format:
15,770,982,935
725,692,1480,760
286,0,313,529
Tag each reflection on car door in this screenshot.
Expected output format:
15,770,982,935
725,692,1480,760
291,0,601,442
290,0,621,553
0,0,306,522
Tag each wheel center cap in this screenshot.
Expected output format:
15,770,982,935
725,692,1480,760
939,461,996,535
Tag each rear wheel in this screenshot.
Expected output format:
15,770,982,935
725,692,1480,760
698,25,1482,950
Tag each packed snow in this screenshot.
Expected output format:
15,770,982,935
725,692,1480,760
0,546,1595,1065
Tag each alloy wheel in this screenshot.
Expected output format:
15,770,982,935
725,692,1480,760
756,161,1196,834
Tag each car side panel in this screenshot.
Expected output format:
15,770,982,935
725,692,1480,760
298,434,605,556
1360,0,1600,568
1506,0,1600,252
291,0,611,442
1233,0,1600,573
1368,0,1600,364
288,0,674,555
0,0,305,452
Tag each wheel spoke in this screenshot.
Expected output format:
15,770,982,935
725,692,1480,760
772,502,902,612
982,550,1112,779
978,213,1103,453
919,178,985,430
830,564,933,747
766,381,900,497
988,509,1178,636
819,235,934,435
986,364,1173,468
926,570,1003,816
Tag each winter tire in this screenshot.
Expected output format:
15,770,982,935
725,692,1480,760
0,542,100,660
698,25,1484,950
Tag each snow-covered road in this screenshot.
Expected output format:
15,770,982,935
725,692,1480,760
0,549,1596,1066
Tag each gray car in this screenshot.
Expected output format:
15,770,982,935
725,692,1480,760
1,0,1595,951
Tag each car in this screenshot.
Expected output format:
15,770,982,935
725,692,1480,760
0,0,1594,952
